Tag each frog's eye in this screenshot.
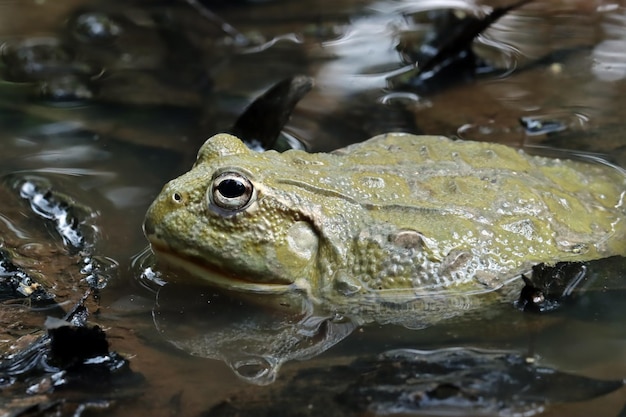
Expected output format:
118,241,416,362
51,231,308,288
209,172,255,211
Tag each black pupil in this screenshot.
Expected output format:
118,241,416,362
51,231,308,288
217,178,246,198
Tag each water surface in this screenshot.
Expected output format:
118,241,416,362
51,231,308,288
0,0,625,416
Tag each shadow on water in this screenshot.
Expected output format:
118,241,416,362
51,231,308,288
0,0,626,416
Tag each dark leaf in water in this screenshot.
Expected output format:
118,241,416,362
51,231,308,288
47,322,109,368
416,0,533,76
516,262,588,313
230,75,313,151
204,348,624,417
1,297,89,379
391,0,533,92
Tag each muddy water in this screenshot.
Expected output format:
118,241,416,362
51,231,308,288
0,0,625,416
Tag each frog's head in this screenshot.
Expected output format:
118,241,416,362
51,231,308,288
143,134,327,303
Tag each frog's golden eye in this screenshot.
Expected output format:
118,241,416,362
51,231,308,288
209,172,255,211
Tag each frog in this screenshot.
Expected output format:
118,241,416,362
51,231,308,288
143,132,626,324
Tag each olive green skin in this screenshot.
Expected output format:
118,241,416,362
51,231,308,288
144,133,626,323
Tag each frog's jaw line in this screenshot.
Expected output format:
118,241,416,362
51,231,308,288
150,244,305,295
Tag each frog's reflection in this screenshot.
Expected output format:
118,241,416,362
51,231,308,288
152,282,357,385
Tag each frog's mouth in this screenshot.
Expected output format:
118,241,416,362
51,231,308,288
148,240,304,295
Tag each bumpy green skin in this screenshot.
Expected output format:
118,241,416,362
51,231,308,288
144,133,626,321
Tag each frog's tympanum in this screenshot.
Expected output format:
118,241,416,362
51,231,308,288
144,133,626,323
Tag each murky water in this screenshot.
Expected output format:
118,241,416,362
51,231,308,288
0,0,625,416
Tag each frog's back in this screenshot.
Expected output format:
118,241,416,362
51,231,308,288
278,133,626,292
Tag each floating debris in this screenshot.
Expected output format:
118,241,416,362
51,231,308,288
516,262,588,313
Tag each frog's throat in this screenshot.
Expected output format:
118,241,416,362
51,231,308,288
149,242,308,295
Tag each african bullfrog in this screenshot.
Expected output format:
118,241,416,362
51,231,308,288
143,133,626,321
